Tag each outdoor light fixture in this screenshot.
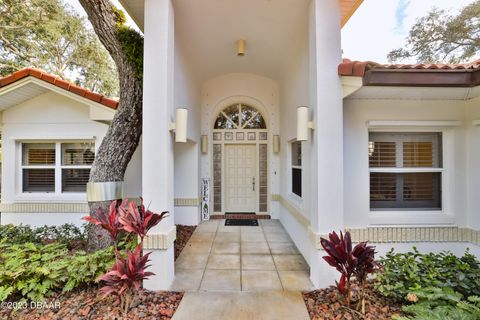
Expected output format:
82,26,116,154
201,135,208,154
169,108,188,143
296,106,315,141
273,135,280,153
237,39,246,56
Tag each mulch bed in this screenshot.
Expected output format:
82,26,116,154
303,282,403,320
174,225,196,261
0,287,184,320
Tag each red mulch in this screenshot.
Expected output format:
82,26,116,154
303,282,403,320
174,225,196,261
0,288,184,320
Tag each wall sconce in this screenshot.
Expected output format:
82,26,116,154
169,108,188,143
201,135,208,154
273,135,280,153
297,106,315,141
237,39,246,56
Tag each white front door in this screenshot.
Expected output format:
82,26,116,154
225,144,257,212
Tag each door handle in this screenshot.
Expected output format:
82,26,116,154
252,177,255,191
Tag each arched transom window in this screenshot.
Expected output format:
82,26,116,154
214,104,266,129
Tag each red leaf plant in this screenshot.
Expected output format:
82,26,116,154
83,198,168,314
118,198,168,241
82,200,124,244
99,244,154,314
320,231,379,313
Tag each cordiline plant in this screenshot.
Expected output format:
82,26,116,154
320,231,379,313
83,198,168,313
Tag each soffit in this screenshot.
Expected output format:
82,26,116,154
120,0,363,32
346,86,480,101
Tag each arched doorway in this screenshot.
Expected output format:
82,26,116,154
212,104,268,214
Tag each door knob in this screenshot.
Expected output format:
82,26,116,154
252,177,255,191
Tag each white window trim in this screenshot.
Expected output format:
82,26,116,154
15,140,94,202
368,128,455,226
288,140,303,202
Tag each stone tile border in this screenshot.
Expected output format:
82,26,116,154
143,226,177,250
0,202,89,213
308,226,480,249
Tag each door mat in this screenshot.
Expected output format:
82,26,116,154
225,219,259,226
211,213,271,220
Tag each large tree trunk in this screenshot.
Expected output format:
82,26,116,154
78,0,143,249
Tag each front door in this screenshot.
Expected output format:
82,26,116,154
225,144,257,212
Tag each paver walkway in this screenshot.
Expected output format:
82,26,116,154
170,219,312,320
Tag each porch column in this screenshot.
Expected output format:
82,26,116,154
308,0,344,287
142,0,176,290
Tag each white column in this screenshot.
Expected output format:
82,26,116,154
308,0,344,287
142,0,176,290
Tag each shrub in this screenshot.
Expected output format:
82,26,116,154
375,247,480,301
320,231,379,313
0,223,87,250
0,241,114,302
394,287,480,320
83,198,167,313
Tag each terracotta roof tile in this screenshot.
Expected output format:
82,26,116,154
339,59,480,76
0,68,118,110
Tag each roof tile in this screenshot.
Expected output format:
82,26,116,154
54,78,71,90
339,59,480,76
0,68,118,110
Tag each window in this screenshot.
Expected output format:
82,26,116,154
369,132,442,210
214,104,266,129
22,142,95,193
291,141,302,197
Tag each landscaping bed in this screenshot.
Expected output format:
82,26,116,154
174,225,196,260
0,287,184,320
303,282,402,320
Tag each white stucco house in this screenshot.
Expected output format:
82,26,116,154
1,0,479,290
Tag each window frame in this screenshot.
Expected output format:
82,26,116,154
367,128,454,225
16,140,95,201
290,140,303,199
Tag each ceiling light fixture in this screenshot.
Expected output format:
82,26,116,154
237,39,246,56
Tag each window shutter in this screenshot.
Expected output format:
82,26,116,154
62,169,91,192
22,144,55,165
369,142,396,167
370,173,396,201
23,169,55,192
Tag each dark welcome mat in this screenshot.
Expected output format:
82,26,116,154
225,219,259,226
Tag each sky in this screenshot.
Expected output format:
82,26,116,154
65,0,476,64
342,0,475,63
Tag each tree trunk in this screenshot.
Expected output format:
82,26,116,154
78,0,143,249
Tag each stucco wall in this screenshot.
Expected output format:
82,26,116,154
173,38,202,225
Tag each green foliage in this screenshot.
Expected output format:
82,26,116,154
0,0,118,96
115,26,144,81
375,247,480,301
0,241,114,302
393,287,480,320
0,223,87,250
388,1,480,63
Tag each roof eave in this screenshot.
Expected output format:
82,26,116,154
363,69,480,88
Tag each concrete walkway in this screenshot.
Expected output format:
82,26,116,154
170,219,312,320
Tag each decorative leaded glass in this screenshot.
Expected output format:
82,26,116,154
247,132,256,140
213,132,222,141
259,132,267,140
213,144,222,212
236,132,245,141
259,144,268,212
213,104,266,129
